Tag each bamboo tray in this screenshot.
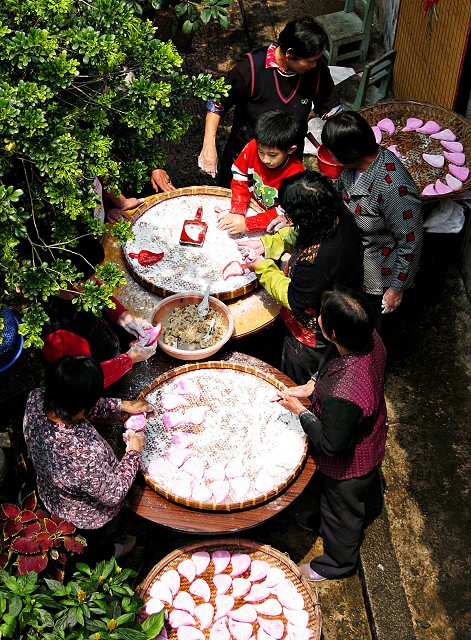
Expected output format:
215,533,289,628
124,187,263,300
137,538,322,640
359,99,471,199
139,361,308,512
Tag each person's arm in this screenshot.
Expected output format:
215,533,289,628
299,396,363,456
246,208,278,233
81,441,142,507
105,190,144,222
381,175,423,309
255,259,291,308
198,111,222,178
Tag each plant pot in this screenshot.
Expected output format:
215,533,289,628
0,308,24,373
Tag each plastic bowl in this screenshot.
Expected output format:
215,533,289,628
317,144,343,179
152,292,234,361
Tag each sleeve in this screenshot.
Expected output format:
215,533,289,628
105,296,127,324
261,227,298,260
382,175,423,291
255,260,291,308
299,396,363,456
246,208,278,232
206,56,252,116
81,448,141,507
87,397,122,421
101,353,133,388
231,143,251,215
312,59,339,116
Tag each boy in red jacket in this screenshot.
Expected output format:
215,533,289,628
217,110,304,234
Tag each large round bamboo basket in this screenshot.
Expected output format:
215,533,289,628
139,361,308,512
124,186,264,300
137,538,322,640
359,99,471,199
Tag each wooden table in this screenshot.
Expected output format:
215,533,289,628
102,190,281,339
117,351,315,535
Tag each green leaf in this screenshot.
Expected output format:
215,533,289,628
200,7,211,24
141,610,165,638
181,19,194,35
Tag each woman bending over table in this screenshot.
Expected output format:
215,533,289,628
23,356,155,560
238,171,363,384
275,289,388,581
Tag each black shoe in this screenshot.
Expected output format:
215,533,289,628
296,509,321,532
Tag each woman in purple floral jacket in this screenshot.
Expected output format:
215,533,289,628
23,356,154,558
275,289,387,581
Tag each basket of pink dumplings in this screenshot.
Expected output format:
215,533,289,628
137,538,322,640
359,99,471,198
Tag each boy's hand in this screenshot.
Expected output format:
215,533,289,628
217,213,247,234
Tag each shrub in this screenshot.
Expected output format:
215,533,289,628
0,0,228,346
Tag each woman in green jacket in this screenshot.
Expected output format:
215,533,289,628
238,171,364,384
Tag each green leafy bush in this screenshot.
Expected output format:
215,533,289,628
0,0,228,346
0,558,165,639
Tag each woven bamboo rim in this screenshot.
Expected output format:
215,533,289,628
124,186,263,300
137,537,322,640
359,99,471,199
139,361,308,512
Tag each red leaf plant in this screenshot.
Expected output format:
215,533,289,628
0,491,86,580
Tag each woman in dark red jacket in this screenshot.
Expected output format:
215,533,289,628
275,289,388,581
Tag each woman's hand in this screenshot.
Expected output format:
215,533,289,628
274,392,306,416
122,399,156,416
126,340,157,364
126,431,146,454
118,312,153,338
266,215,290,234
217,213,247,234
236,239,264,255
150,169,175,193
107,197,144,222
381,289,403,314
198,144,218,178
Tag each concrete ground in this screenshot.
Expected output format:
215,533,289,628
2,2,469,639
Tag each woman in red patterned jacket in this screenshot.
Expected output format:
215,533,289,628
275,289,388,581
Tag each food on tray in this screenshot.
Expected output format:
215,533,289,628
431,128,456,141
449,164,469,181
124,195,259,298
445,174,463,190
387,144,400,158
163,305,226,349
443,151,465,166
434,179,453,195
371,125,382,144
143,545,318,640
162,393,190,411
161,570,181,595
441,140,463,153
377,117,395,135
402,117,423,132
141,367,307,510
422,153,445,168
222,261,248,280
415,120,441,134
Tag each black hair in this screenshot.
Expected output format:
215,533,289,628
278,17,328,59
321,111,378,165
278,171,342,248
319,289,375,353
44,356,104,423
254,111,303,151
